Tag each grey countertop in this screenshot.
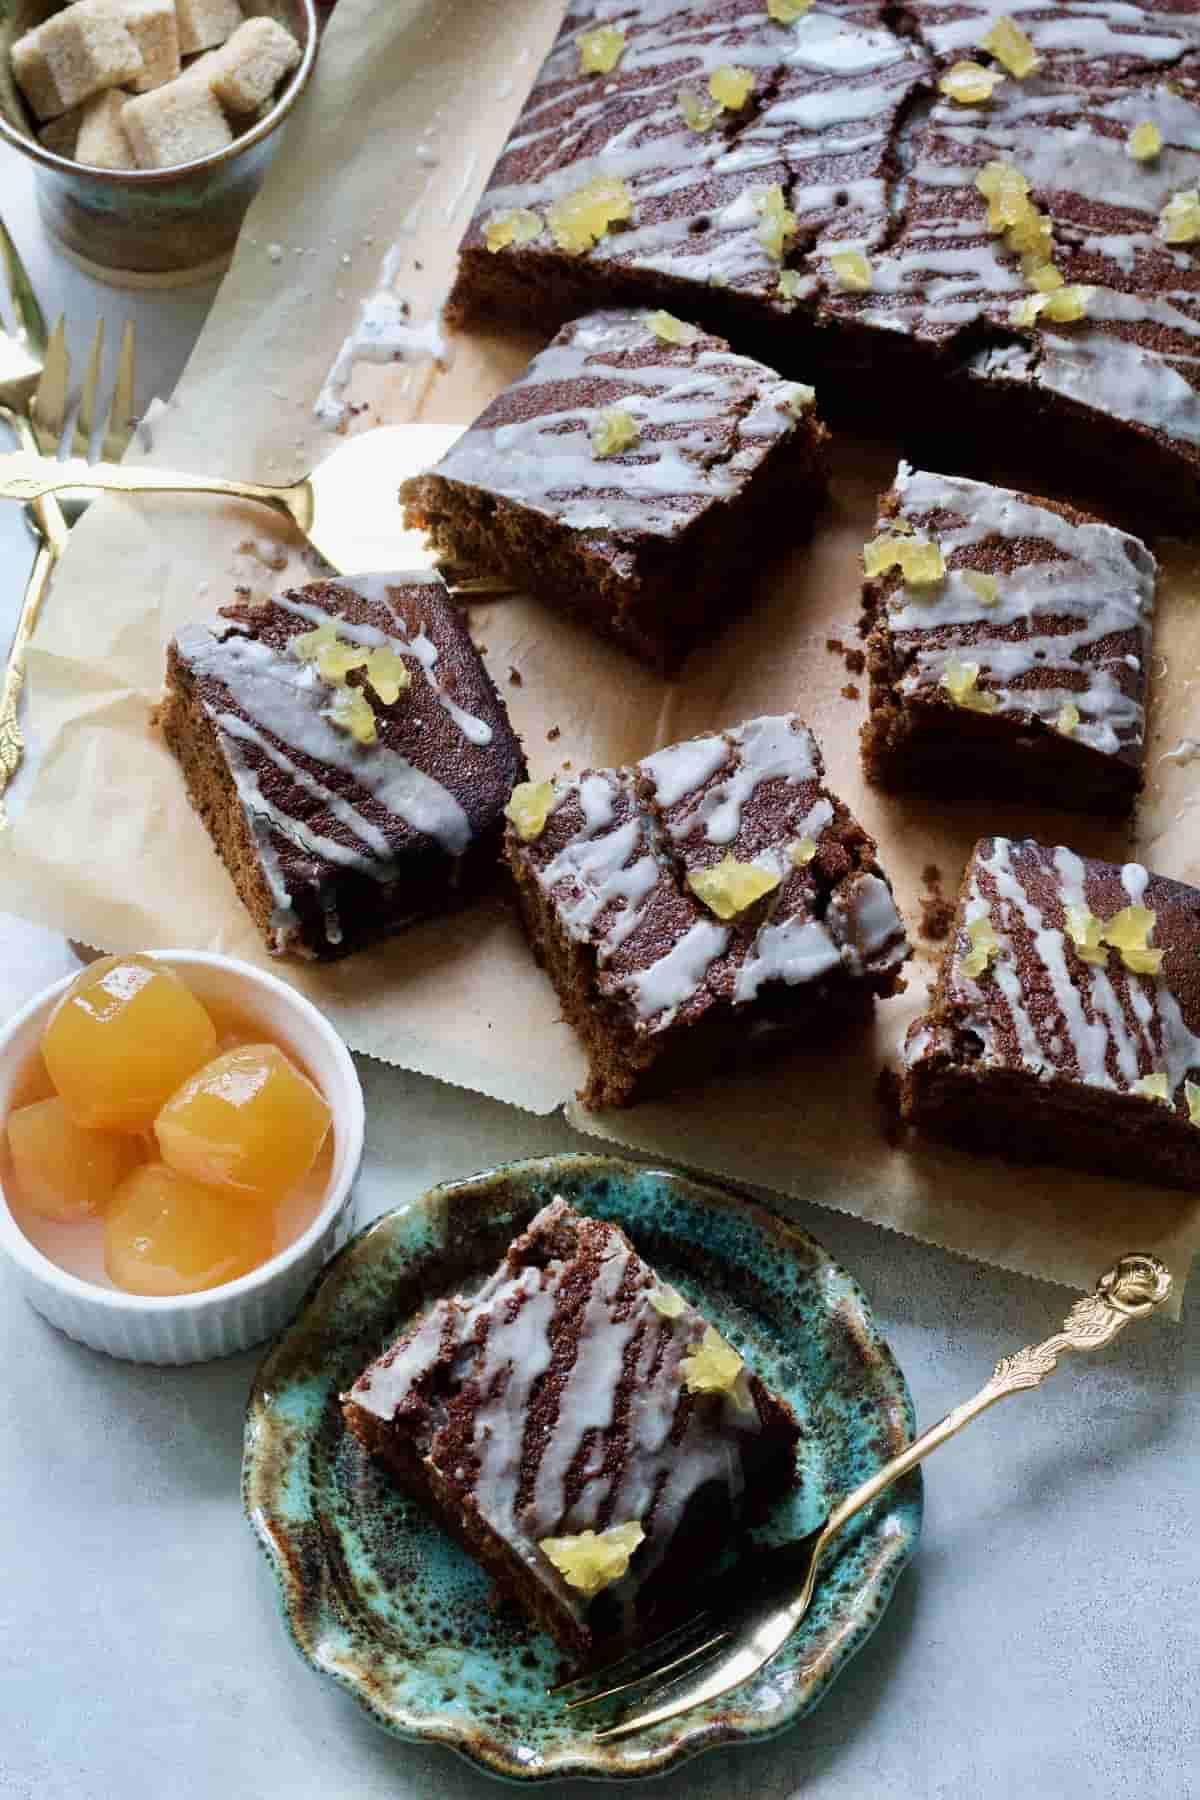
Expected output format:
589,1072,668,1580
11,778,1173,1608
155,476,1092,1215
0,152,1195,1800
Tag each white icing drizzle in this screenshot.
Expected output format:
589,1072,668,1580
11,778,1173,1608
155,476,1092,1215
886,465,1155,757
315,241,447,431
631,917,730,1020
913,1,1200,67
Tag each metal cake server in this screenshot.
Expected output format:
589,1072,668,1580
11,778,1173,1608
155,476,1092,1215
0,422,510,590
558,1253,1172,1742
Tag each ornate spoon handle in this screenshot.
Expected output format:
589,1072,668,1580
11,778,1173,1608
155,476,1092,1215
0,450,312,536
789,1255,1172,1623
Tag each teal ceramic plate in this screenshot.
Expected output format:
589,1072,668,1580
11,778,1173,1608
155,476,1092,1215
243,1154,921,1782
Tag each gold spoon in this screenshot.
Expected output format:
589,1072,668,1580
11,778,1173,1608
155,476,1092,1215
0,422,502,587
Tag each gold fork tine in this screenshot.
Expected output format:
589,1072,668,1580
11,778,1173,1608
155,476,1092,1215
101,320,136,462
32,316,70,455
69,319,104,461
0,214,48,366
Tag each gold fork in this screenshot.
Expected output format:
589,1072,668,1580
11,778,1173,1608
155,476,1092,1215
558,1253,1171,1742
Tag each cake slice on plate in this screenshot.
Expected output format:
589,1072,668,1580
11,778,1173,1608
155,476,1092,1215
342,1196,800,1660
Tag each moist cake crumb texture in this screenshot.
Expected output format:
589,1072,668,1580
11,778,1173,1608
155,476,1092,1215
342,1197,800,1659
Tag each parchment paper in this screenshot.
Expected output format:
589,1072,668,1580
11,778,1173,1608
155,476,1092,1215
3,0,1198,1308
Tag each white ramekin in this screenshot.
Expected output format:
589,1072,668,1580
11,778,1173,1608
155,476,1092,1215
0,950,364,1364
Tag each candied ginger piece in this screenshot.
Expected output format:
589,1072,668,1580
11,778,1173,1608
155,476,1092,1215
682,1324,745,1396
505,779,556,842
778,381,816,417
789,836,817,867
291,619,339,663
364,645,411,706
1064,905,1107,965
975,159,1028,201
1100,905,1163,976
709,64,753,110
941,655,997,712
892,516,915,534
863,534,945,584
777,269,805,300
961,912,1000,979
755,184,797,260
538,1521,645,1596
768,0,811,18
485,208,543,253
1003,200,1048,254
547,176,633,253
1128,120,1162,163
42,955,217,1132
964,569,999,604
1187,1080,1200,1127
648,1283,687,1319
156,1042,331,1197
105,1163,275,1297
316,639,370,686
1055,701,1080,736
1132,1072,1171,1105
7,1097,140,1222
1160,190,1200,244
647,309,699,346
830,249,871,291
939,60,1005,104
327,684,377,745
687,854,780,920
591,407,640,458
1024,257,1063,292
980,16,1040,78
1042,284,1094,322
679,87,721,131
1011,293,1046,328
577,24,625,74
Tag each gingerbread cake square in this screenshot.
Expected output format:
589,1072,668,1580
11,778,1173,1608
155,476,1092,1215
859,463,1156,815
342,1196,800,1661
505,713,909,1108
902,836,1200,1192
400,308,829,672
160,573,526,960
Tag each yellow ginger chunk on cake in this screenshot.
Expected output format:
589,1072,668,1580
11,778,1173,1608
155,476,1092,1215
963,569,999,604
830,249,872,291
1005,204,1053,259
1024,257,1063,292
316,640,370,686
709,64,753,110
648,1283,687,1319
778,381,816,417
939,60,1006,104
1132,1072,1171,1105
755,184,798,260
941,656,997,712
1128,120,1162,162
768,0,812,18
790,836,818,867
327,685,377,745
976,159,1029,232
1065,905,1107,964
688,855,780,920
863,534,946,584
647,309,700,345
961,913,1000,979
1043,284,1094,322
365,646,411,706
679,87,721,131
777,269,805,299
547,176,633,253
505,779,556,842
1160,189,1200,244
592,407,640,458
1186,1080,1200,1126
576,24,626,74
538,1522,645,1596
682,1324,745,1395
892,515,915,534
1055,701,1080,736
291,620,339,663
979,15,1041,78
485,208,543,253
1100,906,1163,976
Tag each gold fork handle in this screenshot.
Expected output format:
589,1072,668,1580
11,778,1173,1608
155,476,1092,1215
0,450,312,538
0,534,56,826
799,1255,1172,1612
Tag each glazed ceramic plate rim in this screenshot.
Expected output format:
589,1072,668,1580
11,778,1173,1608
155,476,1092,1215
243,1153,922,1782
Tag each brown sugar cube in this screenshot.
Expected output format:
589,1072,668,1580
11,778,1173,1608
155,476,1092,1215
116,0,182,92
36,0,146,112
123,76,233,168
38,107,83,156
174,0,242,55
75,88,136,168
207,15,300,113
12,29,65,122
